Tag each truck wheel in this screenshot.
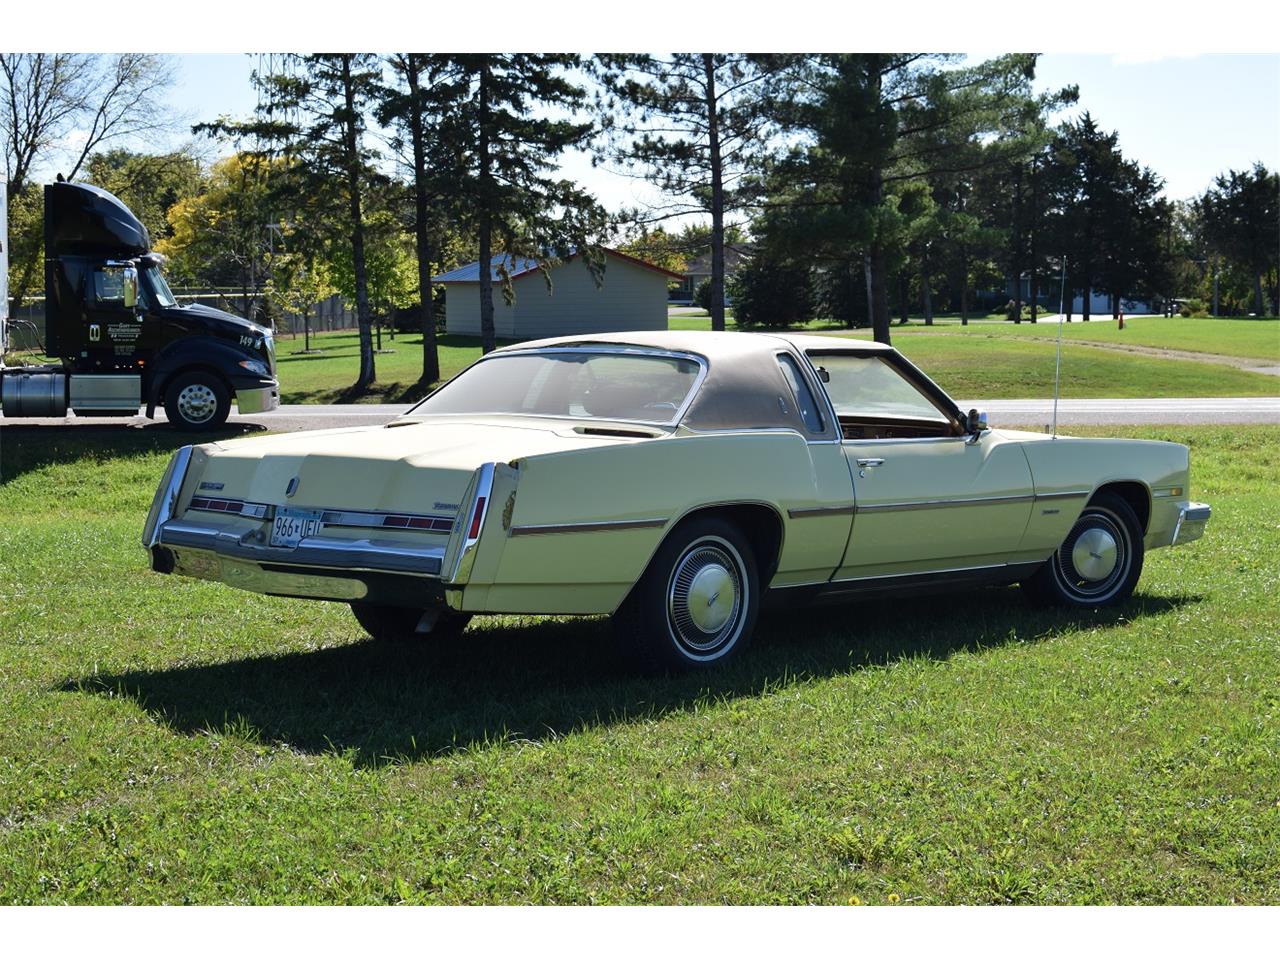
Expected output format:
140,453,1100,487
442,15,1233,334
164,371,230,431
1023,491,1145,608
613,516,759,672
350,602,472,643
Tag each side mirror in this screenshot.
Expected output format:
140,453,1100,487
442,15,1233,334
816,365,831,383
122,266,138,309
967,408,989,435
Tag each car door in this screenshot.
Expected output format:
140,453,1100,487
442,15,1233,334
805,350,1034,581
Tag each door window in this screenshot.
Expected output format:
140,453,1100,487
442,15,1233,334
809,354,949,423
93,268,128,305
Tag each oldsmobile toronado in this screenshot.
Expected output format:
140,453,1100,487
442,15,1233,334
143,331,1211,670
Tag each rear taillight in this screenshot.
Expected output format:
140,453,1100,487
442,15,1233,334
468,497,487,539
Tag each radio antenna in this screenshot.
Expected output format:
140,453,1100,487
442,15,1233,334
1051,256,1068,439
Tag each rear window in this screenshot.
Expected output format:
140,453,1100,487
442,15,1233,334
407,350,702,424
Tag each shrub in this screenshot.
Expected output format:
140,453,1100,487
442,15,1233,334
1179,298,1209,318
816,262,869,328
1003,300,1032,322
728,253,817,328
694,278,712,311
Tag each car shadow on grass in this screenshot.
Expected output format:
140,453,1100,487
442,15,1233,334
0,423,267,484
59,590,1203,767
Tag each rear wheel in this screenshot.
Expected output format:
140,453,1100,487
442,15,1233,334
613,516,759,672
1024,491,1144,607
350,602,472,643
164,371,230,431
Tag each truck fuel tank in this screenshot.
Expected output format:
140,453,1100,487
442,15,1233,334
1,368,67,417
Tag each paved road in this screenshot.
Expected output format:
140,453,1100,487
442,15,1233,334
4,396,1276,434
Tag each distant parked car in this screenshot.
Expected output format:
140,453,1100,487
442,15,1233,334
143,331,1211,670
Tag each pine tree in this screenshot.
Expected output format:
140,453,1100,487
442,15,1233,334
598,55,787,331
200,54,383,389
417,56,607,354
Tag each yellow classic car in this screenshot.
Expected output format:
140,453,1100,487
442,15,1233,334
142,331,1211,670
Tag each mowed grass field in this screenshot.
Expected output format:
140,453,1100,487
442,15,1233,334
672,312,1280,362
273,332,493,405
844,315,1280,363
270,315,1277,404
0,424,1277,904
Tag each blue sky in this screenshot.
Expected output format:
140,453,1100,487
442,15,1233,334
141,53,1280,210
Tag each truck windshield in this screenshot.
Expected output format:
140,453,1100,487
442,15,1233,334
141,264,178,309
405,350,703,425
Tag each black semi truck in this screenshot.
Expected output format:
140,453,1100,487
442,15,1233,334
1,178,278,430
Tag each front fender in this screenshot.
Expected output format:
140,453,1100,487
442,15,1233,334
146,336,277,414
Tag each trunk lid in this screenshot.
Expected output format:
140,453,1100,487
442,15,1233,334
189,418,648,521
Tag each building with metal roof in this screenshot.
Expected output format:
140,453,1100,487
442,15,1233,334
433,249,682,339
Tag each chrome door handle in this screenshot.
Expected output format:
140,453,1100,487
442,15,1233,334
856,458,885,468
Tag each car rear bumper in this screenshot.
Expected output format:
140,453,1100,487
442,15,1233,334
142,446,496,606
1171,501,1211,546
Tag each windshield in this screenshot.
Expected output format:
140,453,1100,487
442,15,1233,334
140,263,178,309
407,350,703,425
807,353,951,423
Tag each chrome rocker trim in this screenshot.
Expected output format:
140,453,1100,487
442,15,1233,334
508,517,669,537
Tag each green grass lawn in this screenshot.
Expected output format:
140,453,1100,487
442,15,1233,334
873,336,1278,400
273,331,490,405
885,315,1280,363
272,319,1276,406
1,424,1276,904
670,312,1279,362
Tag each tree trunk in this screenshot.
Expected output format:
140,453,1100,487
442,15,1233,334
870,243,890,344
1029,156,1038,323
1082,281,1091,322
1011,163,1022,324
920,256,933,325
304,307,311,352
899,272,909,325
1112,291,1120,320
959,243,969,325
405,56,441,384
340,54,375,389
864,254,875,334
703,54,726,332
1212,262,1219,316
1254,272,1266,317
476,62,497,355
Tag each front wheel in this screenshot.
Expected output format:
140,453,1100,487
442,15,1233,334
1023,492,1145,607
613,516,759,672
164,371,231,431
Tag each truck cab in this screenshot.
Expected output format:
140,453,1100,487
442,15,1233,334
2,180,279,430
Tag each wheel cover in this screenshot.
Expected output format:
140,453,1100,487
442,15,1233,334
666,536,747,660
1071,527,1118,581
176,383,217,424
1054,508,1130,601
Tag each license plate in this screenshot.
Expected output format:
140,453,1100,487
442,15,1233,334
270,508,323,548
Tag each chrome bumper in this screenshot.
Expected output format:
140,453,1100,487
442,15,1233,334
235,385,279,414
157,518,445,576
1171,501,1211,546
140,446,497,605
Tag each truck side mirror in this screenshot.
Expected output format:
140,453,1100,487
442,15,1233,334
122,266,138,309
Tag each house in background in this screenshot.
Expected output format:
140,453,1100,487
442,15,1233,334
434,249,682,339
671,245,751,304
